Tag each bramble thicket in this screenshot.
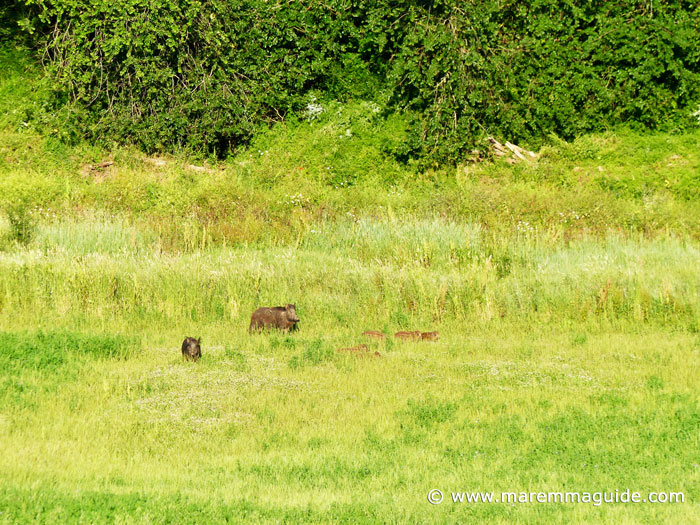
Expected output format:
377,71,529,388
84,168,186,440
6,0,700,162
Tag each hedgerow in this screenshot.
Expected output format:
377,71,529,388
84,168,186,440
18,0,700,163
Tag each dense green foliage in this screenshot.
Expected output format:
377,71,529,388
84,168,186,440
388,0,700,162
1,3,33,43
18,0,700,161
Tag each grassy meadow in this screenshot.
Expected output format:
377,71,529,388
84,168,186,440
1,47,700,523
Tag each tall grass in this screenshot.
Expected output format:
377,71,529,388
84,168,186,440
0,217,697,339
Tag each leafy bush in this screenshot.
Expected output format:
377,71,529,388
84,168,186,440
385,0,700,163
0,3,33,43
19,0,700,163
23,0,380,155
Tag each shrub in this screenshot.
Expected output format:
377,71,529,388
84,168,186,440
20,0,700,163
385,0,700,163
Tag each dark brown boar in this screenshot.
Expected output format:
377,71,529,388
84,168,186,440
249,304,300,333
394,330,421,341
362,330,386,340
181,337,201,362
421,331,439,341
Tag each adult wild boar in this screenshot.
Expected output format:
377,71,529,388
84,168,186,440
181,337,202,361
249,304,300,333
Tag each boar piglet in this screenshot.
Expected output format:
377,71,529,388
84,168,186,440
394,330,421,341
421,331,439,341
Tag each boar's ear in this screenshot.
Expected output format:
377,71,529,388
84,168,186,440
197,337,201,343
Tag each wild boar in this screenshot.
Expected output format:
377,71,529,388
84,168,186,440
181,337,202,362
362,330,386,340
336,344,381,358
421,331,439,341
249,304,300,333
394,330,421,341
337,344,369,353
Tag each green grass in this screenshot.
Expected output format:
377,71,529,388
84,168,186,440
1,325,698,522
1,45,700,523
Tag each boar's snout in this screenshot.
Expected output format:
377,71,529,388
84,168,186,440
286,304,300,322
